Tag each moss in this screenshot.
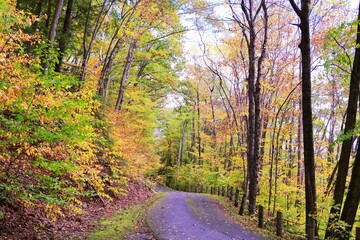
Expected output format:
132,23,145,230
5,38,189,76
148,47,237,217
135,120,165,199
88,192,166,240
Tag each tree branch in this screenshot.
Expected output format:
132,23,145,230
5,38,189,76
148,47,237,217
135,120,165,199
289,0,302,17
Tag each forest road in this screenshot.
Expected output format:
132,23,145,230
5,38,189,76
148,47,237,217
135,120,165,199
146,186,267,240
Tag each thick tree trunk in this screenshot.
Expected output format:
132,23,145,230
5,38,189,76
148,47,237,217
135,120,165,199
326,3,360,238
340,139,360,239
246,25,256,213
229,0,267,215
249,0,268,215
289,0,318,238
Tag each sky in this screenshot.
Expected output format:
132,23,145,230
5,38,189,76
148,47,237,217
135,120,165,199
350,0,358,8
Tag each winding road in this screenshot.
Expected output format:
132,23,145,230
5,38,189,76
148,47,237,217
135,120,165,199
146,187,267,240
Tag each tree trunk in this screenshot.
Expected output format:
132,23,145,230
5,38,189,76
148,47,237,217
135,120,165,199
327,79,336,163
81,0,115,81
190,106,196,163
45,0,52,30
297,99,303,187
32,0,43,30
228,0,268,215
339,138,360,239
166,140,172,167
196,86,202,165
326,2,360,238
98,2,138,96
55,0,73,72
49,0,64,46
98,38,123,97
289,0,318,238
115,39,137,111
43,0,64,74
176,120,188,186
210,91,217,148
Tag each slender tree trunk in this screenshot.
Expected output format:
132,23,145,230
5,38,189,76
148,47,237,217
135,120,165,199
49,0,64,46
272,111,286,216
297,100,303,186
81,0,115,81
176,120,188,187
326,3,360,238
34,0,43,16
190,106,196,163
98,38,123,97
196,86,202,165
55,0,73,72
260,116,268,168
32,0,43,30
45,0,52,30
98,2,138,96
210,91,217,147
43,0,64,74
166,140,172,167
296,99,303,222
115,39,136,111
327,79,336,163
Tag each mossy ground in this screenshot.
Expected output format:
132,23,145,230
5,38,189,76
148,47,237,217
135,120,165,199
88,193,166,239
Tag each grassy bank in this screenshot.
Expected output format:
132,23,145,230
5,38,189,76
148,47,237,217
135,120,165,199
88,192,166,239
208,195,280,239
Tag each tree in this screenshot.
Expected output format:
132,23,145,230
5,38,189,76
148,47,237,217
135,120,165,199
55,0,74,72
81,0,116,81
289,0,318,238
325,2,360,238
228,0,268,215
43,0,64,74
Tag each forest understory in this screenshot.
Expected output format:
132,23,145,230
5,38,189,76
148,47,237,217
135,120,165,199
0,179,154,240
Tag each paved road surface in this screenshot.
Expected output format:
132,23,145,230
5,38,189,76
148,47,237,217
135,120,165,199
146,187,267,240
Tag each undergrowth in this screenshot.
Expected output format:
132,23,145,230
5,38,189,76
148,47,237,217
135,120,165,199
208,195,281,239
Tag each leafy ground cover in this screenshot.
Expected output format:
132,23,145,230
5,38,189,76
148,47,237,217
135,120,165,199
0,179,154,239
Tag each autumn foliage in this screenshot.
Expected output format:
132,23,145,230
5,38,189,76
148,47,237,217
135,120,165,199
0,0,182,236
1,0,360,239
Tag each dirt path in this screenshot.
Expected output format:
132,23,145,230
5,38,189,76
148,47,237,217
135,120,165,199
146,187,267,240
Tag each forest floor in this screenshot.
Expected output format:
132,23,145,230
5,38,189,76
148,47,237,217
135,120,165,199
0,178,155,240
0,182,276,239
146,186,269,240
